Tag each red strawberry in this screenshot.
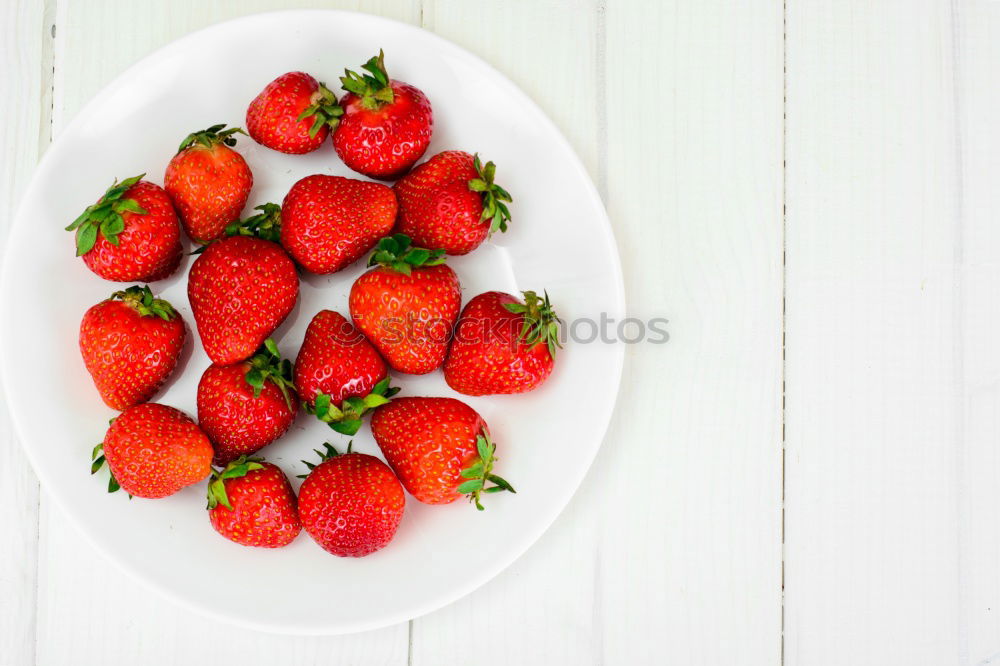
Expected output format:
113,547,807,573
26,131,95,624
79,285,186,411
394,151,512,255
66,175,182,282
349,234,461,375
164,124,254,243
371,397,514,509
197,339,298,466
206,457,301,548
444,290,562,395
297,443,405,557
333,50,433,179
246,72,342,154
90,403,213,498
294,310,397,435
281,174,397,274
188,206,298,365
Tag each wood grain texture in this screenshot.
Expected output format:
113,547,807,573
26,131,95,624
783,1,993,664
954,5,1000,663
602,1,784,662
3,0,786,663
418,1,785,663
412,2,605,663
0,1,50,665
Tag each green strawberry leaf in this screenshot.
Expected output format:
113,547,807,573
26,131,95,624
367,234,445,273
242,339,296,409
340,50,394,110
457,479,484,494
177,124,247,153
76,224,98,256
459,462,484,479
225,202,282,243
68,174,148,255
331,419,362,436
457,430,515,511
468,154,512,235
506,290,563,360
306,378,396,430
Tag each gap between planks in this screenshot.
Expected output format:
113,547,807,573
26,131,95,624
781,0,788,663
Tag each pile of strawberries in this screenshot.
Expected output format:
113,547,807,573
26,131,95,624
71,51,562,558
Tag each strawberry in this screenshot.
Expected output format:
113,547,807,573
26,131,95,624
197,339,298,466
206,457,301,548
444,290,562,395
188,205,298,365
79,285,186,411
294,310,398,435
394,151,512,255
90,403,213,498
349,234,461,375
280,174,397,274
246,72,342,154
371,397,514,509
164,124,254,244
65,175,182,282
333,50,433,179
297,443,405,557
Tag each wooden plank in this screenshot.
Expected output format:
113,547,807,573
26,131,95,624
409,1,604,663
600,1,784,662
0,0,51,664
34,2,418,664
420,0,785,663
950,1,1000,663
784,1,970,663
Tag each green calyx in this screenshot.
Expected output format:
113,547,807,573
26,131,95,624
368,234,445,275
340,49,395,111
65,174,147,256
306,376,399,436
298,441,352,478
296,82,343,138
206,456,265,510
224,202,282,243
468,154,513,234
91,443,122,494
457,430,516,511
503,290,563,360
177,123,247,153
244,339,296,411
110,285,177,321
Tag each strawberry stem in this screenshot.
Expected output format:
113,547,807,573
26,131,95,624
457,430,515,510
177,123,247,152
224,203,282,243
90,442,121,494
469,154,513,234
306,376,399,436
298,441,352,478
367,234,445,275
206,456,265,510
340,49,395,111
65,174,147,256
110,285,177,321
503,290,563,360
296,82,343,137
244,339,296,411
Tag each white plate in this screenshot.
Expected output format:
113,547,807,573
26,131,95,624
0,10,624,634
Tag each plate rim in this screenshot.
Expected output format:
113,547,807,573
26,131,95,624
0,8,626,635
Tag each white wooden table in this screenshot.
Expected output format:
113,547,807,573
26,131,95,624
1,0,997,663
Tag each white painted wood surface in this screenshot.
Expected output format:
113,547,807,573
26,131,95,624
5,0,996,664
784,2,1000,665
